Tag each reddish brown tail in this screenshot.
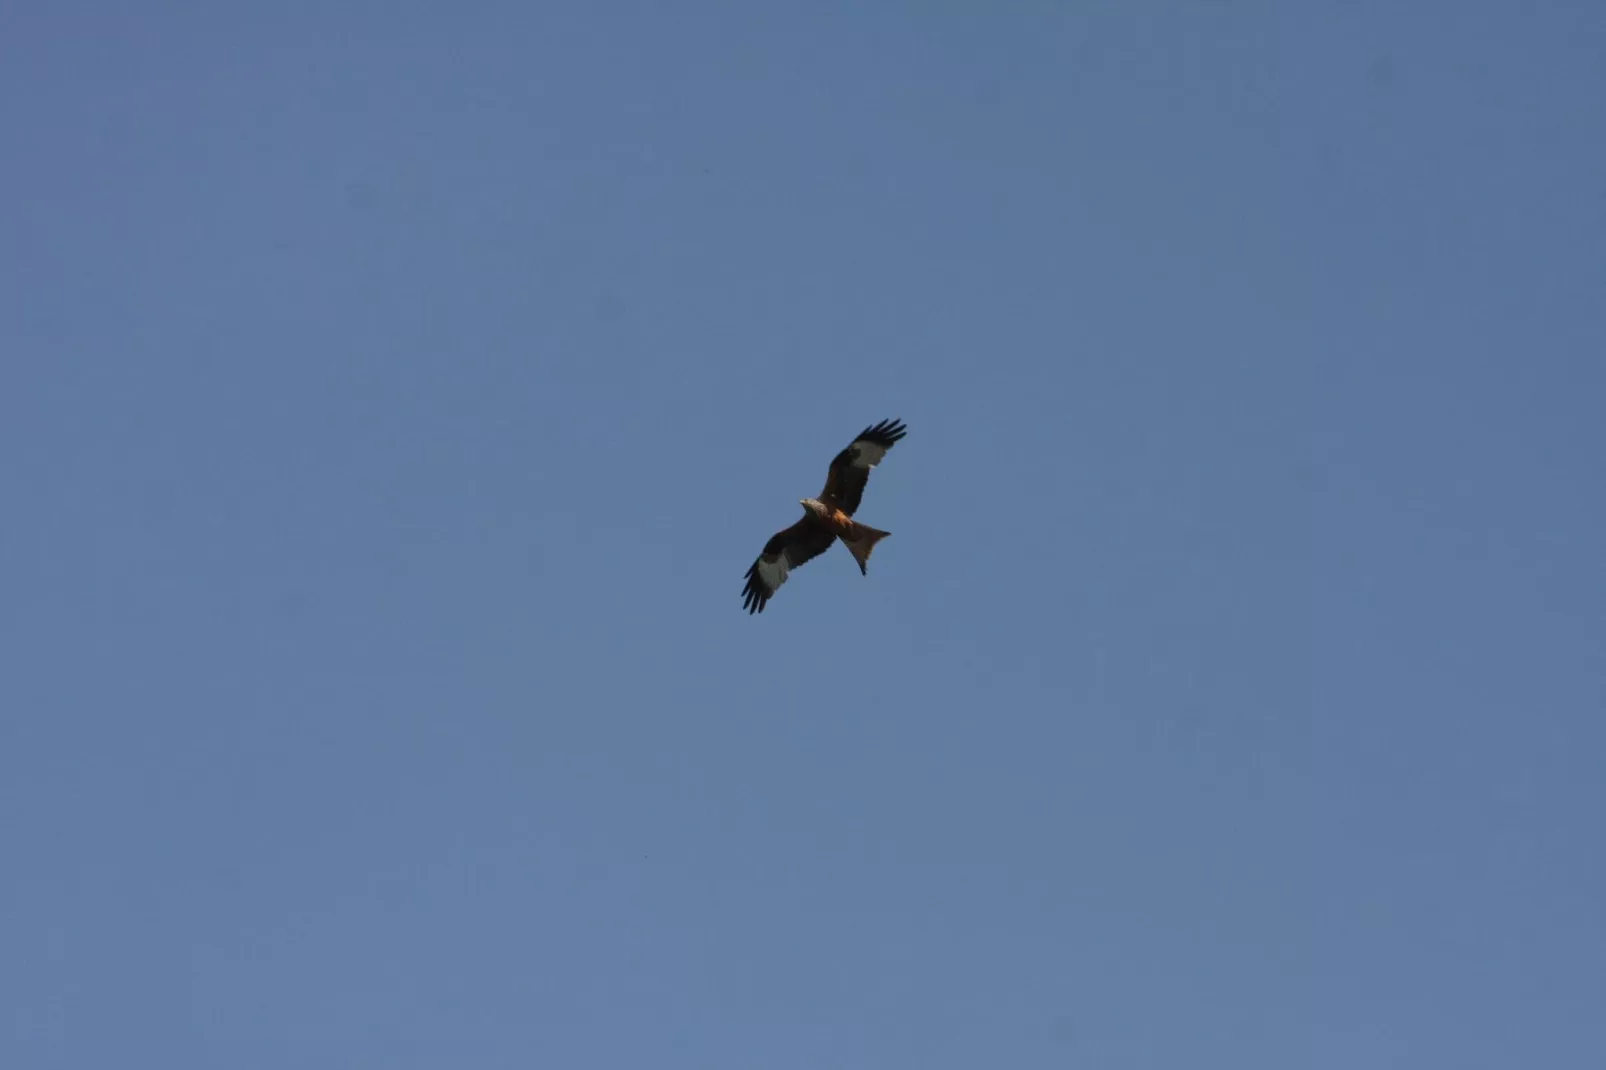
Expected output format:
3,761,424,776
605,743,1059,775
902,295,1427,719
841,522,891,575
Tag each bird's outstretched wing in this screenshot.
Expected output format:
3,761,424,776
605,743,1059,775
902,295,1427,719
818,418,907,516
741,515,837,614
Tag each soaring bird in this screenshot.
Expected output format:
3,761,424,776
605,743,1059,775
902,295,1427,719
741,419,908,614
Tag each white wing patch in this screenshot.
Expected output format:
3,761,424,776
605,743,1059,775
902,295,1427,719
850,441,890,467
756,554,790,592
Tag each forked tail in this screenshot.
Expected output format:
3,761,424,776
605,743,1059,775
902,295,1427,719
841,521,891,575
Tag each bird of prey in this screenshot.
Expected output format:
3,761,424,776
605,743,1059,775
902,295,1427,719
741,418,908,614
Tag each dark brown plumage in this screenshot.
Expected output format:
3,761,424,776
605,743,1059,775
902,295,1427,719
741,419,907,614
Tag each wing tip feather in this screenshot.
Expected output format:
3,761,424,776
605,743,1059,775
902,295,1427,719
856,417,908,446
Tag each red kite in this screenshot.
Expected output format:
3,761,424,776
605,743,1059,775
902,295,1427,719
742,418,908,614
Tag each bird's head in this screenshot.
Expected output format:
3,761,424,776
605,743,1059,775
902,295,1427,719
799,498,826,517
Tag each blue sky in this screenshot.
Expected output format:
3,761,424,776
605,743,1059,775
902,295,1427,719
4,3,1603,1067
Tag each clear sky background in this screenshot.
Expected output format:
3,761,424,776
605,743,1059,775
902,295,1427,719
4,4,1603,1067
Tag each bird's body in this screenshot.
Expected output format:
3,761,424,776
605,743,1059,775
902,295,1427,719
799,497,856,534
741,419,907,614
